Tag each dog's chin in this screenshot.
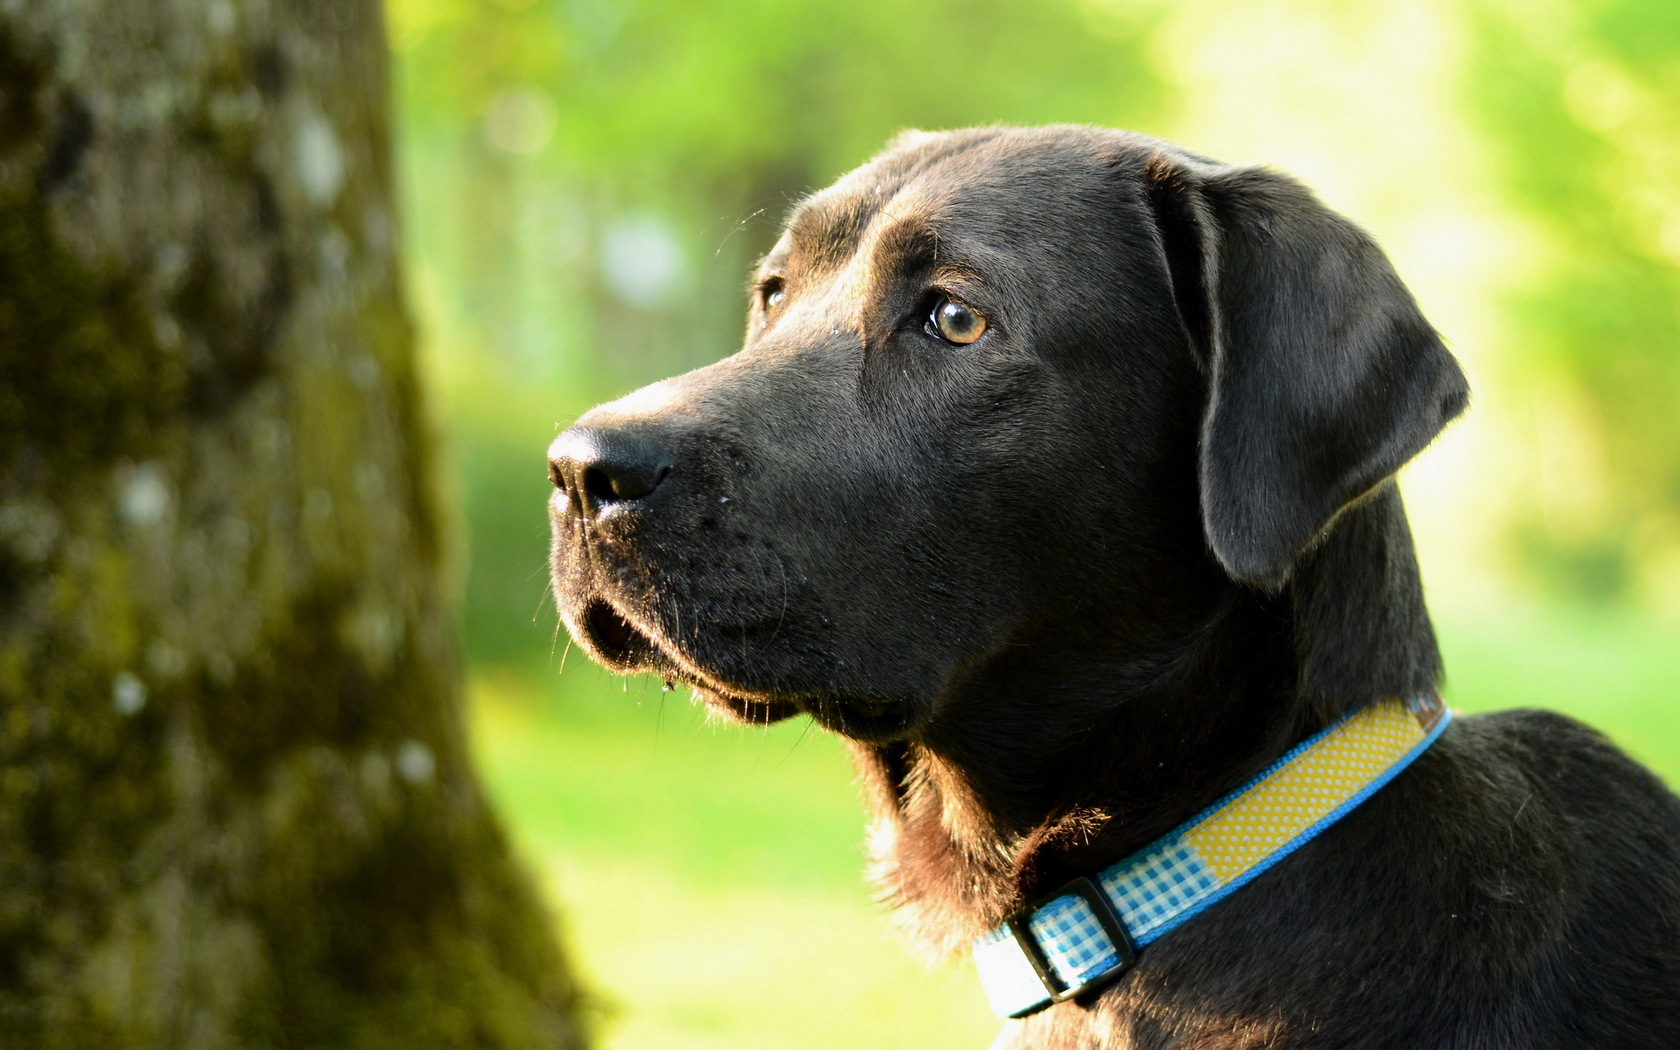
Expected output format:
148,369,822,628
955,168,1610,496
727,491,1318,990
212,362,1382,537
568,597,925,742
802,696,925,744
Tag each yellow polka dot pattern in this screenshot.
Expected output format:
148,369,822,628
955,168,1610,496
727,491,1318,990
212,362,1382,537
1182,699,1430,882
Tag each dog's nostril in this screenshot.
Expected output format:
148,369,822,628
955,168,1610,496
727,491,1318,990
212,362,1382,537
582,465,619,504
548,425,675,518
582,461,668,503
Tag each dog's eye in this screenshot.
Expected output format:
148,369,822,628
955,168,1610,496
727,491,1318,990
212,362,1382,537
929,298,987,345
761,281,786,316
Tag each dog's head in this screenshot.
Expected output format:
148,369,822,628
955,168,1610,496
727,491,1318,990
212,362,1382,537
548,125,1466,744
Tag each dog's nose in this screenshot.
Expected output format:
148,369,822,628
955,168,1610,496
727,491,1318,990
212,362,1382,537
548,426,674,519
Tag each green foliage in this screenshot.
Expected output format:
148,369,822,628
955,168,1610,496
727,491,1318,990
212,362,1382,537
1462,0,1680,599
396,0,1165,187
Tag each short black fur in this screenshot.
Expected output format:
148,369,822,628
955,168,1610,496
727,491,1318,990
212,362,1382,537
548,125,1680,1048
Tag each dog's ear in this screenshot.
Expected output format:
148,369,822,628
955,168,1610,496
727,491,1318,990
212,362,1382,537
1142,153,1469,590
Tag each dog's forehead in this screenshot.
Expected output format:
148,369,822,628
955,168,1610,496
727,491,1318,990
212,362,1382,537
770,128,1127,275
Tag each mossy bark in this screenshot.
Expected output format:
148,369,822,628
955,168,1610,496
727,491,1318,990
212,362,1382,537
0,3,584,1047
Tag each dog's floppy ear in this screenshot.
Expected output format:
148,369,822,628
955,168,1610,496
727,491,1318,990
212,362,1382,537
1142,153,1468,590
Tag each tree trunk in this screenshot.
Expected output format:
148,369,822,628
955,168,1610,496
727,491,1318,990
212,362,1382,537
0,2,585,1047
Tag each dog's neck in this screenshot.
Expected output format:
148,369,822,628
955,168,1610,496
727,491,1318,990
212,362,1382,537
847,484,1444,958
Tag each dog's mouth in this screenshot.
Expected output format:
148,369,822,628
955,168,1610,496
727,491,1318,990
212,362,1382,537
577,597,805,725
691,684,804,726
574,597,921,739
580,599,656,669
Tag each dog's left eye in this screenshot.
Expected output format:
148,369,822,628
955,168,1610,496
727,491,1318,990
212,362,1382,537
760,280,786,316
928,298,987,345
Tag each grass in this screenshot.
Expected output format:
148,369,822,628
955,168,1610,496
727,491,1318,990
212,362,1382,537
469,667,997,1049
1437,602,1680,776
467,603,1680,1050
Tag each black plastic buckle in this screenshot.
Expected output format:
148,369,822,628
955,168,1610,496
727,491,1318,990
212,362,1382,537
1005,875,1138,1010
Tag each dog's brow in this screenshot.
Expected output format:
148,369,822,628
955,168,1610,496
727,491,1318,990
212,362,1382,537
786,196,873,268
868,216,939,276
758,243,791,275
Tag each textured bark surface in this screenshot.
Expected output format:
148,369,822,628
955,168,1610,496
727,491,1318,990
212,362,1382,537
0,2,584,1047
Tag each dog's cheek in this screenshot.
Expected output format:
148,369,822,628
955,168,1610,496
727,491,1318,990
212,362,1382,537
781,365,1068,683
926,373,1083,611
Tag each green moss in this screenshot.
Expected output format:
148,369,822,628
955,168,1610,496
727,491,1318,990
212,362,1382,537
0,26,45,154
0,189,184,482
250,795,583,1049
0,11,582,1044
0,563,583,1048
0,579,170,1045
172,580,583,1046
165,219,290,418
199,583,381,788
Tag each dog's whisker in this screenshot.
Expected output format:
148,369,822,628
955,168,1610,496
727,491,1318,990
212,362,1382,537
715,206,769,256
774,717,814,771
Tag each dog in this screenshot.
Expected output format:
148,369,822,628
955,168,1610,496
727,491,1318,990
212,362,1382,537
547,125,1680,1048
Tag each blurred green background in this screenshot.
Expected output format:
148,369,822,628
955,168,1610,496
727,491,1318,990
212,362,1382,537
383,0,1680,1046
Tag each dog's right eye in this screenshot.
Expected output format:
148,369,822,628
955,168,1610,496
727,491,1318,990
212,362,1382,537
928,297,988,345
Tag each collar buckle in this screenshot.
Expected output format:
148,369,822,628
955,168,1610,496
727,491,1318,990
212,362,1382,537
1005,875,1138,1005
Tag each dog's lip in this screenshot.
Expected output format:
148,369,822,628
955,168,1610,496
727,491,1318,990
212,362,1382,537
576,598,656,670
672,655,923,739
689,682,803,725
589,601,637,652
573,596,804,721
657,646,806,724
663,652,924,742
570,594,921,739
695,682,919,740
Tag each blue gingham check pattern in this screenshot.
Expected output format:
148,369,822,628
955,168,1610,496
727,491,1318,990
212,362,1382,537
1099,836,1219,940
1029,893,1123,988
972,695,1452,1019
971,835,1219,1018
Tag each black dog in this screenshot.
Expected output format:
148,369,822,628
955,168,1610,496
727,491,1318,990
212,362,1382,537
547,126,1680,1048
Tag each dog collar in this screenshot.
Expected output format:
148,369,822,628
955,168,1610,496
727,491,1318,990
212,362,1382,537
971,693,1452,1018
